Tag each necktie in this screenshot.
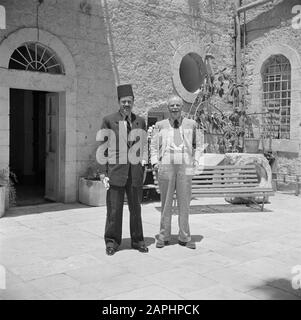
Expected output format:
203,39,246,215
125,116,131,135
125,116,132,148
173,119,182,146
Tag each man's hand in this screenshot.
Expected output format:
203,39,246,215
152,163,159,170
141,160,147,167
99,174,110,190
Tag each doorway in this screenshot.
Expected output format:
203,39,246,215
9,89,59,206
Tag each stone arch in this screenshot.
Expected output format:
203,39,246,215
0,28,76,80
250,43,301,148
9,42,65,74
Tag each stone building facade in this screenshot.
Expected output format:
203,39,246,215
243,0,301,156
0,0,300,205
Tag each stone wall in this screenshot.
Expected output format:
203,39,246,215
0,0,237,187
104,0,235,114
0,0,117,181
1,0,299,201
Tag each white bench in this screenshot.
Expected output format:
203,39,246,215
152,164,274,211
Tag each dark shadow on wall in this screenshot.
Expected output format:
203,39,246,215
245,0,300,44
247,278,301,300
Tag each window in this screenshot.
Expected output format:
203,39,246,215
9,42,64,75
262,54,291,139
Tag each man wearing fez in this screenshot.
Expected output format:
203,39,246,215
151,95,203,249
98,84,149,256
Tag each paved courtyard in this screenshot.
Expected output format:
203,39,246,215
0,192,301,300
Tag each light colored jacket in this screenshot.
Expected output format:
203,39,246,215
150,118,204,166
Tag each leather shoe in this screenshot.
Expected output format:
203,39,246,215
132,243,149,253
106,247,116,256
178,240,196,249
156,240,169,248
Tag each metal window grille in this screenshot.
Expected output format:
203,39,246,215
262,54,291,140
9,42,64,75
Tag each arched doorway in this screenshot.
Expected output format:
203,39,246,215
9,42,65,204
0,28,77,206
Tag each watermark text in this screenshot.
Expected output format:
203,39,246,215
292,265,301,290
96,126,205,168
0,264,6,290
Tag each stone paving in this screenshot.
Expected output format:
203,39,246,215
0,192,301,300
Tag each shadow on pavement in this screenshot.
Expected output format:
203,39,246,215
247,278,301,300
118,234,204,251
118,237,156,251
153,234,204,246
4,202,90,218
154,204,272,215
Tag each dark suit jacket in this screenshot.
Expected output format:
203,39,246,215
97,111,147,187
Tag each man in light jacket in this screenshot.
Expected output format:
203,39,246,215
151,95,203,249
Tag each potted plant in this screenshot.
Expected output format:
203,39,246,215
188,63,248,153
78,163,107,207
225,75,262,154
0,168,17,217
195,108,245,153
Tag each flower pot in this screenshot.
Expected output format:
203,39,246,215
244,138,260,153
0,186,6,218
78,177,107,207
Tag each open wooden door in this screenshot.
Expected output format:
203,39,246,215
45,93,59,201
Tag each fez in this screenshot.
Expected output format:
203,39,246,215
117,84,134,100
